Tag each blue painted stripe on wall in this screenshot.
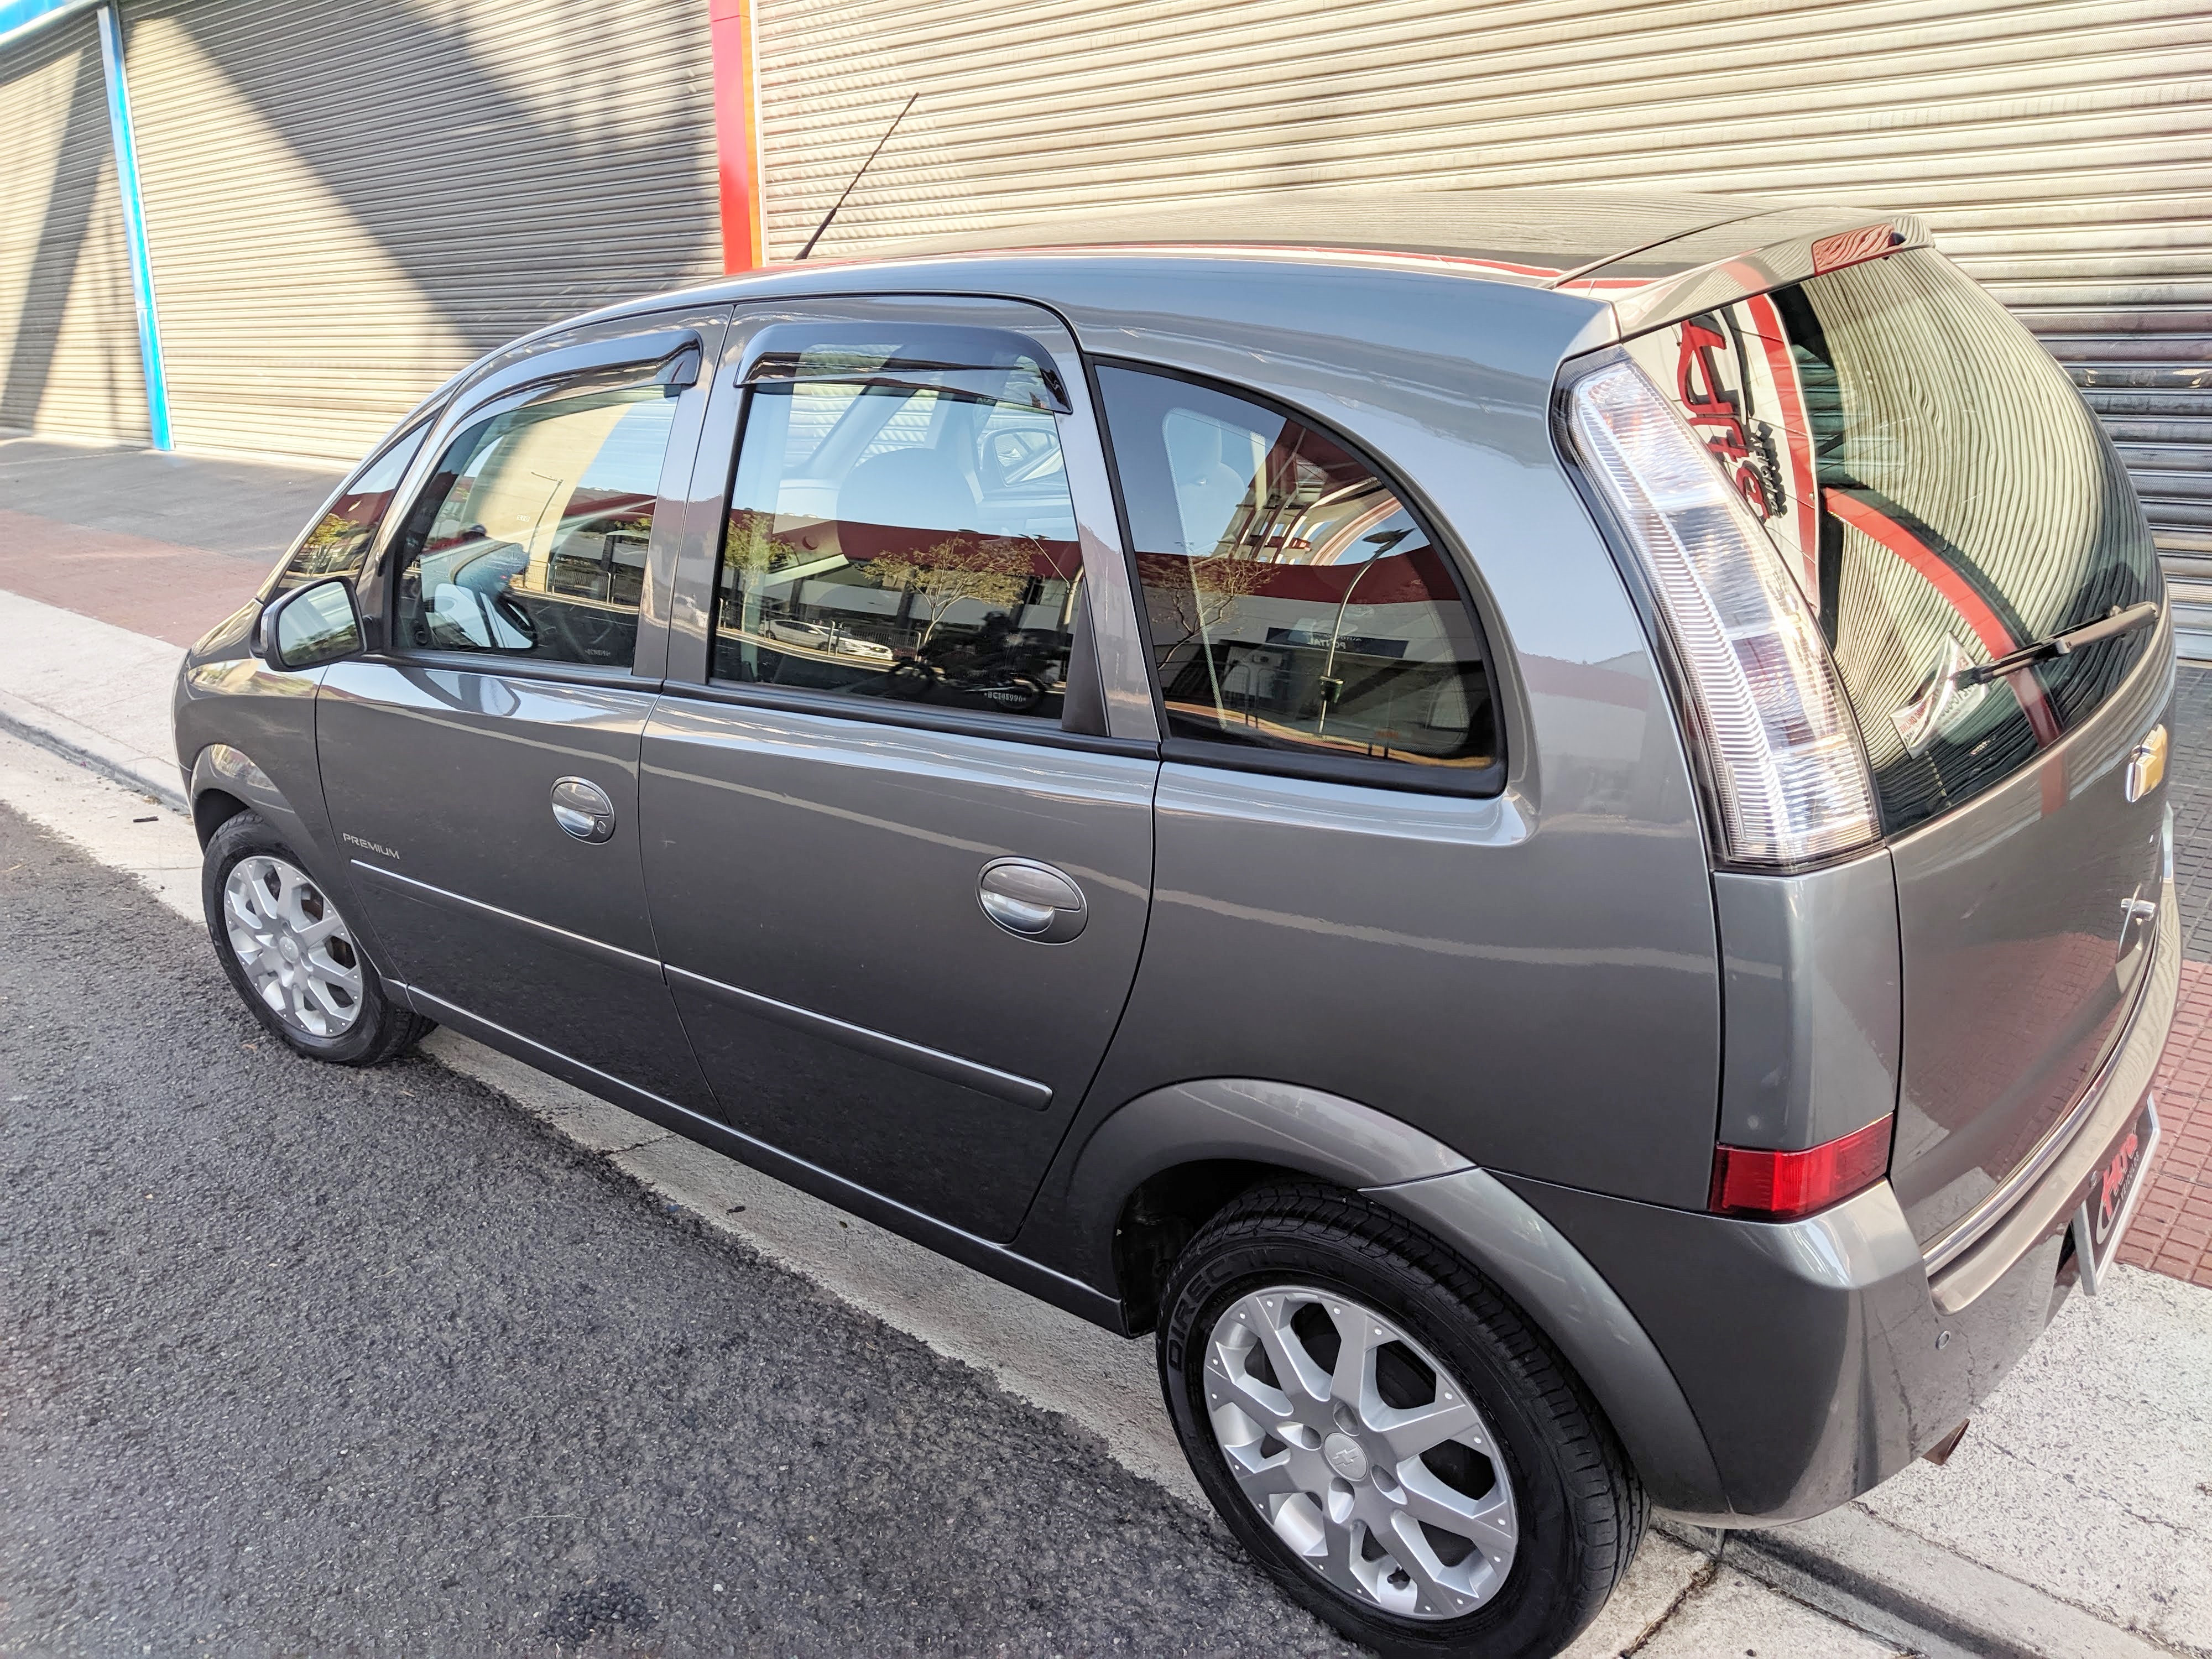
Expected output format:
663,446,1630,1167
95,3,171,449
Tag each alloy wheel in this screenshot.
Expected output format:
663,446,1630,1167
222,854,364,1037
1203,1284,1518,1620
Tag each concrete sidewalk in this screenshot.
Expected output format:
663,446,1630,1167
1,441,2207,1658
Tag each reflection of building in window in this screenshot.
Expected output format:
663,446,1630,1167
710,348,1084,721
395,382,674,667
1102,365,1495,771
1618,249,2160,833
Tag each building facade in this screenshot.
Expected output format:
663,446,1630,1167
2,0,2206,638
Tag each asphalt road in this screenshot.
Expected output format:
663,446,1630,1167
0,800,1354,1658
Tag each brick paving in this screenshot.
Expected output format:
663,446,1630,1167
2122,665,2212,1288
2128,958,2212,1286
2166,663,2212,966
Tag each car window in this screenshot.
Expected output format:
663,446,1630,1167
710,337,1082,722
1618,248,2161,834
391,379,677,671
1095,366,1498,780
272,420,430,593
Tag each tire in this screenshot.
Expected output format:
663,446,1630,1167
202,810,431,1066
1158,1183,1646,1659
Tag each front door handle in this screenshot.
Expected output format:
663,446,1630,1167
978,857,1087,943
550,776,617,843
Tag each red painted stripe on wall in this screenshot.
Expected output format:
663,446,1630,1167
708,0,764,272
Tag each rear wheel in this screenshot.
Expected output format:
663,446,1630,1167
1157,1183,1645,1658
202,810,429,1066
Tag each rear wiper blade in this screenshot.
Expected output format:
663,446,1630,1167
1955,601,2160,686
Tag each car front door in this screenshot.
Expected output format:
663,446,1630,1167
316,306,727,1111
643,295,1160,1241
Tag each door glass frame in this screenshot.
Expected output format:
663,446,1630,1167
659,294,1161,748
354,305,731,686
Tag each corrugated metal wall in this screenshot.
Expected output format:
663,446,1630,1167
753,0,2212,646
118,0,724,461
0,12,147,443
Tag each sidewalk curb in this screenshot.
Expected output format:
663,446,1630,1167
1661,1512,2180,1659
0,702,186,815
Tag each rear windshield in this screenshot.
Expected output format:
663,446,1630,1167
1621,247,2161,835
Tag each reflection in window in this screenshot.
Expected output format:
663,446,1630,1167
392,383,675,670
1096,366,1496,776
1619,248,2161,833
712,342,1081,721
274,421,429,592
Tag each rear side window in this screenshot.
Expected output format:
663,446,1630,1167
272,421,429,593
1095,366,1498,786
1620,248,2160,834
390,379,678,670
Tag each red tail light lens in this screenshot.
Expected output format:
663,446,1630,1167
1708,1117,1893,1221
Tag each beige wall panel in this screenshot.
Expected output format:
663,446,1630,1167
124,0,722,462
123,12,466,461
0,15,146,443
757,0,2212,638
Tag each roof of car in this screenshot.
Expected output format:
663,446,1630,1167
844,187,1772,289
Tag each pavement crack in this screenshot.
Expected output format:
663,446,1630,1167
1617,1557,1718,1656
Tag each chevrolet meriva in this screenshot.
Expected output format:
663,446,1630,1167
174,191,2176,1658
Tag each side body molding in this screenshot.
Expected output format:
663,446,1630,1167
1046,1079,1727,1516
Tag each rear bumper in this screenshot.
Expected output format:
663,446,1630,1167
1502,887,2179,1525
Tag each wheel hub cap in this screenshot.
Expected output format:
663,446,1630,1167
1202,1285,1519,1621
221,853,364,1039
1323,1432,1370,1481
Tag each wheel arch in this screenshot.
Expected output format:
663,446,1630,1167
188,743,297,848
1058,1078,1731,1517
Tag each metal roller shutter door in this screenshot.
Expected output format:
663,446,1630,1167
121,0,723,463
755,0,2212,649
0,13,147,443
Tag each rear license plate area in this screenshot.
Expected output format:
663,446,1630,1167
2071,1097,2161,1294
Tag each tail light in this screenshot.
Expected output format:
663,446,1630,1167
1709,1117,1893,1221
1563,355,1879,868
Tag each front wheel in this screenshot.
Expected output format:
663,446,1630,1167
201,810,430,1066
1157,1183,1645,1658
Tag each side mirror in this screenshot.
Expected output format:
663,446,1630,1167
261,578,364,671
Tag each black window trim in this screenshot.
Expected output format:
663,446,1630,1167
1084,354,1509,800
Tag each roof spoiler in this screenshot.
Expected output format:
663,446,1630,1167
1554,207,1932,339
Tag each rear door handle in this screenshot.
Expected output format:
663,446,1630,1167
978,858,1087,943
550,776,617,843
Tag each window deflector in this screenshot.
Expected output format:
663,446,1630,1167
736,323,1072,414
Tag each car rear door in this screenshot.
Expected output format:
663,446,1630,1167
641,295,1159,1242
316,305,726,1110
1618,248,2172,1250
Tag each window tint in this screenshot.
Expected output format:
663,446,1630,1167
393,381,676,670
712,338,1081,721
1620,248,2161,833
272,421,429,593
1095,366,1497,779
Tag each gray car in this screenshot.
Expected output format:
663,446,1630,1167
173,190,2177,1658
